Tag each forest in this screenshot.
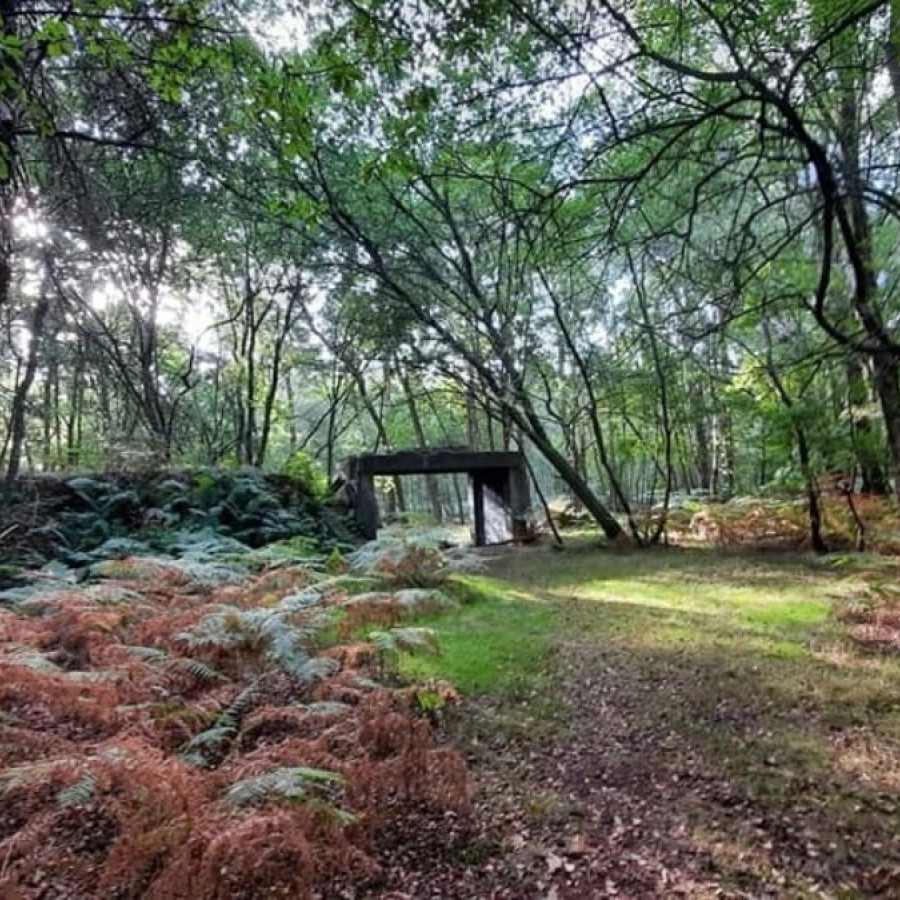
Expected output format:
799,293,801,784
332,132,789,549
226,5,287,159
2,0,900,897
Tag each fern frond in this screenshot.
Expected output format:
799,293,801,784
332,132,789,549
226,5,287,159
303,701,350,717
276,588,326,613
168,657,227,684
181,684,258,764
303,797,362,827
369,627,440,657
314,574,382,594
179,751,208,769
0,760,58,792
56,775,97,807
220,685,259,727
182,723,237,752
266,631,311,677
224,767,344,807
6,645,62,672
124,645,170,663
295,656,340,684
394,589,458,615
175,606,249,651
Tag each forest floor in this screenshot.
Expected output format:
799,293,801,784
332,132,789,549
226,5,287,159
3,506,900,898
380,544,900,899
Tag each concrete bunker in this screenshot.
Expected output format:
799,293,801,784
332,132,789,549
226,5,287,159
337,448,531,546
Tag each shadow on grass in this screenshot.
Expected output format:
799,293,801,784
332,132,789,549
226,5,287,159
556,601,900,892
452,547,900,893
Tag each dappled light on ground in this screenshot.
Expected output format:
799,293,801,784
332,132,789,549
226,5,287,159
384,545,900,897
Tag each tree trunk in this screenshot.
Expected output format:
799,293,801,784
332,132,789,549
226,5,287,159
320,197,624,541
847,355,888,492
349,365,405,510
837,75,900,498
66,356,84,468
256,292,299,467
0,0,19,319
527,417,625,541
399,368,443,523
286,371,298,454
888,0,900,123
873,351,900,496
41,359,53,471
466,384,479,450
761,321,827,553
244,297,257,465
5,292,51,483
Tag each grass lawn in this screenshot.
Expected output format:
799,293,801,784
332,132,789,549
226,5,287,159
400,543,900,896
400,575,555,696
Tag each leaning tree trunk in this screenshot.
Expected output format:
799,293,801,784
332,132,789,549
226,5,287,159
523,414,626,542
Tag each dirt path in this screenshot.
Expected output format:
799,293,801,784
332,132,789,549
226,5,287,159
373,643,736,898
373,583,900,899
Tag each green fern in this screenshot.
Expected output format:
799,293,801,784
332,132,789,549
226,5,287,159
368,626,440,681
182,722,238,753
369,627,440,657
179,751,209,769
224,766,344,807
219,684,258,727
394,589,458,615
168,657,227,684
294,656,340,684
276,587,327,613
56,775,97,808
180,685,258,766
176,597,335,683
100,490,140,519
124,645,226,683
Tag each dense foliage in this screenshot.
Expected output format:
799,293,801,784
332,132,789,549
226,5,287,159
1,0,899,548
0,533,473,897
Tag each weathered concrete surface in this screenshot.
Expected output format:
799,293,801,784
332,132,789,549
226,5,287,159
339,448,531,545
344,449,523,477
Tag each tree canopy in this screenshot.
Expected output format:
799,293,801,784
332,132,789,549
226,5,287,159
1,0,899,547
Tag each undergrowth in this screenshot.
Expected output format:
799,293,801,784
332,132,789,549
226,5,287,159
0,532,481,898
668,489,900,554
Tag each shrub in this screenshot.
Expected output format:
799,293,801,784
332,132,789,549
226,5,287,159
282,450,328,499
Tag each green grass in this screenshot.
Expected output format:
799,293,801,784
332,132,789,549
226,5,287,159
504,544,900,743
396,546,900,755
392,543,900,893
398,575,555,696
403,543,900,759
